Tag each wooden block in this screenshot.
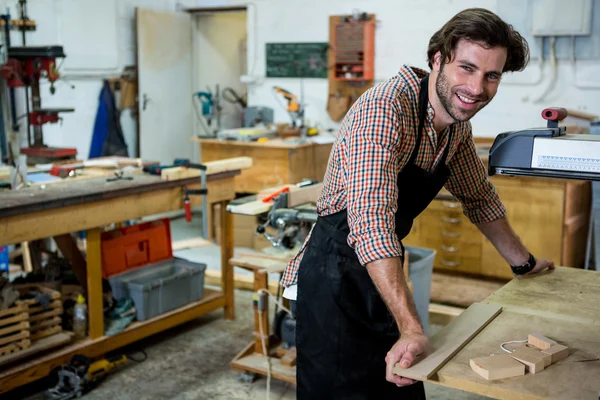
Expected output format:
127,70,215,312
528,332,557,350
508,347,545,374
516,344,552,367
469,354,526,381
542,344,569,364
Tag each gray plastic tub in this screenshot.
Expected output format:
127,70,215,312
108,258,207,321
405,246,436,335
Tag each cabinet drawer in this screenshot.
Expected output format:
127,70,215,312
434,255,481,275
419,203,480,240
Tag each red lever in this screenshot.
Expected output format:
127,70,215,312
541,107,568,122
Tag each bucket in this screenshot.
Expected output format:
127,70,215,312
405,246,436,335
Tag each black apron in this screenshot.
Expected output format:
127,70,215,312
295,75,454,399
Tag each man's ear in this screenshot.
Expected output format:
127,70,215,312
432,51,442,72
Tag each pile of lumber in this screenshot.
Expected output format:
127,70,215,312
0,303,30,358
15,285,63,342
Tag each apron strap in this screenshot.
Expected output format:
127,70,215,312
407,75,429,166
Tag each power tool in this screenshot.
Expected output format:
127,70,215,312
44,354,127,400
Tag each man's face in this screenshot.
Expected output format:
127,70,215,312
433,39,507,123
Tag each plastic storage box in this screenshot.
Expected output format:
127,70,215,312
405,246,436,336
102,218,207,322
108,258,206,321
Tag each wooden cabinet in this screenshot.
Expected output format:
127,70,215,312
195,138,333,194
403,176,591,280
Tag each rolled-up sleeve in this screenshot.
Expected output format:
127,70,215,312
444,130,506,224
346,97,405,266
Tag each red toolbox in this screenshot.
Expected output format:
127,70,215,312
101,218,173,278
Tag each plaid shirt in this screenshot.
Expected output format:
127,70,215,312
280,65,506,288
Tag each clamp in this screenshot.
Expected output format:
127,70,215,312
180,162,209,239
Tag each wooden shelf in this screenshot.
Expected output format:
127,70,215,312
231,341,297,384
0,289,225,394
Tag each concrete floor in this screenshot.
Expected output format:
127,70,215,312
3,216,490,400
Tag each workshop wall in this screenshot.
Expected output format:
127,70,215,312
234,0,600,136
3,0,599,162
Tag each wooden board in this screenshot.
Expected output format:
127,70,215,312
161,157,253,181
393,303,502,380
436,311,600,400
0,172,237,218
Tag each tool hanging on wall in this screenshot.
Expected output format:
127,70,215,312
193,84,222,138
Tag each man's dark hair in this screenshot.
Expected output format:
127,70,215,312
427,8,530,73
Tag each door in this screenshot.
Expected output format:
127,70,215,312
136,8,193,164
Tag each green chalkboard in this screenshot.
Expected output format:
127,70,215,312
266,42,329,78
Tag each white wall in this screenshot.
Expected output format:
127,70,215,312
2,0,599,162
193,11,247,135
231,0,600,136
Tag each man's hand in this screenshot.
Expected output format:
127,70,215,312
385,331,429,387
522,258,555,277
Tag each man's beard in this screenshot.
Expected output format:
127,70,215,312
435,64,489,123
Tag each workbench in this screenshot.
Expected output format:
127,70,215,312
194,137,334,193
428,267,600,400
0,171,238,394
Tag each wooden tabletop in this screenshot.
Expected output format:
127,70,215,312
435,267,600,400
192,137,333,149
0,171,236,218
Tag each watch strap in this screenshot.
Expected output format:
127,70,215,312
510,253,536,275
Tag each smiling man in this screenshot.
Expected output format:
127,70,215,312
281,8,556,399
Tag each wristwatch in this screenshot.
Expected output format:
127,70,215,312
510,253,536,276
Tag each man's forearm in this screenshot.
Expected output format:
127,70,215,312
366,256,423,334
476,216,529,266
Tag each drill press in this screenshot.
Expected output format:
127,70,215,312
1,45,75,164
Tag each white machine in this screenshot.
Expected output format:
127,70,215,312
488,107,600,181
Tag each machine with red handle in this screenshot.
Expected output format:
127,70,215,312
488,107,600,181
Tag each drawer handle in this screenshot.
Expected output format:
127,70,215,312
441,216,460,224
441,231,461,238
440,259,461,267
442,201,460,209
440,244,459,253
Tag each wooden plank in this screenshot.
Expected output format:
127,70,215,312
29,308,62,323
231,352,297,384
0,339,30,358
87,228,103,340
0,321,29,337
0,304,27,319
0,332,73,368
171,237,211,251
393,303,502,380
287,183,322,207
226,199,272,216
27,300,62,315
229,255,289,273
0,331,29,347
221,200,235,320
30,317,61,333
